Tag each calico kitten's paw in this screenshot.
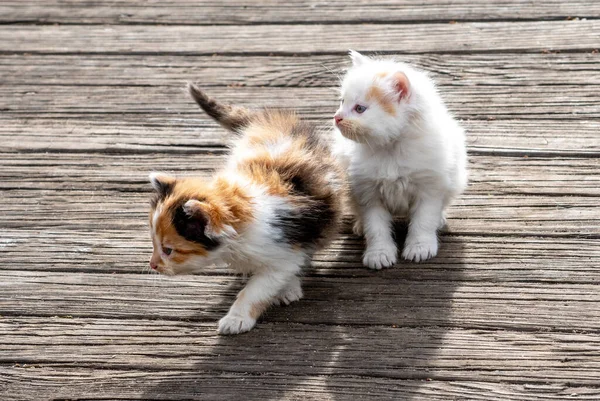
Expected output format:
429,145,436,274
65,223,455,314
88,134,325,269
363,244,397,270
402,236,438,262
274,278,303,306
218,313,256,335
352,220,364,236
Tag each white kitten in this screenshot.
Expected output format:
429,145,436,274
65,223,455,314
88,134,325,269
332,50,468,268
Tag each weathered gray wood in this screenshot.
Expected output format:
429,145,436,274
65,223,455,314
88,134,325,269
4,53,599,87
3,227,600,285
2,1,600,400
2,0,599,25
1,191,598,236
2,117,599,155
2,367,598,401
2,317,600,388
1,153,598,195
3,84,600,123
2,271,600,335
2,21,599,55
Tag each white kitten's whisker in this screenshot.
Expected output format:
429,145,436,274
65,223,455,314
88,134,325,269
319,62,345,82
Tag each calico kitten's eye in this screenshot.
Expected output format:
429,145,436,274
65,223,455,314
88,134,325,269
354,104,367,113
162,247,173,256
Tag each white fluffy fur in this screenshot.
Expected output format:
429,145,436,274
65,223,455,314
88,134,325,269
333,51,468,268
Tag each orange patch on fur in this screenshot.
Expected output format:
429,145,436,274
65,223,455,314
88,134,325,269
376,71,389,79
238,155,290,196
246,110,300,146
149,176,255,266
366,86,395,116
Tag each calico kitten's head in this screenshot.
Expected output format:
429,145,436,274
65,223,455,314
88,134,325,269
148,172,244,275
334,50,416,146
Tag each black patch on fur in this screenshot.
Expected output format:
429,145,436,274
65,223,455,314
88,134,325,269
273,200,336,248
273,168,337,248
171,203,220,250
150,178,175,208
289,173,307,195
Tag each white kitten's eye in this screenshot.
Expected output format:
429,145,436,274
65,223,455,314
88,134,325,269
354,104,367,113
162,247,173,256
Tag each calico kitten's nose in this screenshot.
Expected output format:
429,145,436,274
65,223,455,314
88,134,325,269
150,261,158,270
334,115,343,125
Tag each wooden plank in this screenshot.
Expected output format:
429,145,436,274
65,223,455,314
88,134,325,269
2,117,598,155
2,367,598,401
2,0,599,25
3,84,600,122
3,227,600,284
1,153,598,196
0,153,598,238
1,191,598,236
2,317,600,387
4,53,599,87
2,270,600,332
2,21,599,55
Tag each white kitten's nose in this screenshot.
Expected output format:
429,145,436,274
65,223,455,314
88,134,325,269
334,114,343,125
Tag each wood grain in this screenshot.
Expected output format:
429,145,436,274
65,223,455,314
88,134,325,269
1,152,598,195
3,1,600,400
2,227,600,283
2,0,600,25
2,317,600,386
3,84,600,122
2,21,599,55
2,117,599,155
2,271,600,332
4,53,599,87
2,367,598,401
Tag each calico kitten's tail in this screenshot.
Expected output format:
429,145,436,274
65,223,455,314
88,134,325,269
188,83,252,131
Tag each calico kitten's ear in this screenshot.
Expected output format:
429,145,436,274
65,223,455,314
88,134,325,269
183,199,237,239
390,71,411,101
349,50,370,67
149,172,176,198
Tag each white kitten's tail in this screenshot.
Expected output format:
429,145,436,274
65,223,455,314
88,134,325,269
187,83,252,132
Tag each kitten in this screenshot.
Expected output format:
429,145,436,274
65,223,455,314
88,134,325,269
148,84,344,334
332,50,467,268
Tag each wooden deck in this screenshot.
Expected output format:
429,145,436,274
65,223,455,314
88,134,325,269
1,1,600,400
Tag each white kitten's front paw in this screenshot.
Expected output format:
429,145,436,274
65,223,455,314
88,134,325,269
363,243,397,270
218,313,256,335
402,236,438,262
275,280,303,306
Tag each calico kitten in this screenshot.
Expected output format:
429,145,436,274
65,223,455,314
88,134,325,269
333,50,467,268
149,84,344,334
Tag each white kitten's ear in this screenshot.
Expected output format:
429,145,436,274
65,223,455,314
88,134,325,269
149,172,176,198
183,199,237,239
391,71,411,101
349,50,370,66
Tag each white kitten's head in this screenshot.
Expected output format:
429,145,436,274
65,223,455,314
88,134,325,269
334,50,416,146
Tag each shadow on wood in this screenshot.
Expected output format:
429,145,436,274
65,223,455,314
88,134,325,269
141,222,466,400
